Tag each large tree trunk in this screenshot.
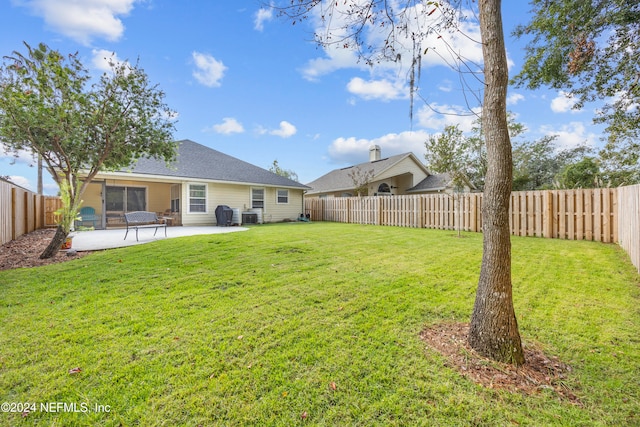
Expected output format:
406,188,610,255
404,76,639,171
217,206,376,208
468,0,525,365
39,225,68,259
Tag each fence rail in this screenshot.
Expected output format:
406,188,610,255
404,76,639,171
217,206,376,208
305,188,618,243
0,180,61,245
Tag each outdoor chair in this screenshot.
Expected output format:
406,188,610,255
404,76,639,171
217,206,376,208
76,206,98,229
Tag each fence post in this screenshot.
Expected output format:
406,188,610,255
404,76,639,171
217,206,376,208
421,195,427,229
603,188,611,243
23,191,28,233
612,188,618,243
11,187,17,240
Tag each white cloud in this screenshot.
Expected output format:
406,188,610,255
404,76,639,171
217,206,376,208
301,48,362,82
192,52,227,88
507,93,525,106
346,77,408,101
328,130,429,164
7,175,33,191
539,121,598,150
416,103,481,132
301,3,484,83
209,117,245,135
16,0,138,45
550,91,580,113
0,147,36,165
438,80,453,93
269,121,297,138
254,6,273,31
91,49,128,72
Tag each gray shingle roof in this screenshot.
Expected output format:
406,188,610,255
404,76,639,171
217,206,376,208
122,139,309,189
407,173,453,192
305,153,414,194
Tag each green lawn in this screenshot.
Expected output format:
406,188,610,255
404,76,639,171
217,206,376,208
1,222,639,426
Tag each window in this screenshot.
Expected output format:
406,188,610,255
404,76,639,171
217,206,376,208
277,189,289,204
127,187,146,211
106,186,125,211
106,186,146,212
189,184,207,213
377,183,391,194
252,188,264,208
170,184,181,213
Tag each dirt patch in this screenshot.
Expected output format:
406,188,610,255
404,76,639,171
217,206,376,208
0,229,92,271
421,322,580,404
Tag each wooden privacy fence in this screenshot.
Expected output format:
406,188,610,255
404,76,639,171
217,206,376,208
305,188,618,243
0,180,61,245
617,184,640,272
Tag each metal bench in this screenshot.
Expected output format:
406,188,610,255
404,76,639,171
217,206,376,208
124,211,167,241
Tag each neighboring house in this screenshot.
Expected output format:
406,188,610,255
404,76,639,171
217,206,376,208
78,139,309,229
305,145,473,198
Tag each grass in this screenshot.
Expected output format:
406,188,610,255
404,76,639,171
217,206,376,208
1,222,639,426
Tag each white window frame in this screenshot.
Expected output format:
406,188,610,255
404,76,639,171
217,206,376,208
188,183,208,214
276,189,289,204
251,187,265,209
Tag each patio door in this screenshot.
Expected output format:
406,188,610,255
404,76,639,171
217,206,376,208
105,186,146,225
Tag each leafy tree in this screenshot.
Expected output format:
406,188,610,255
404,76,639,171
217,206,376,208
347,166,374,197
599,141,640,187
511,137,556,191
556,157,601,189
425,125,471,237
466,112,525,191
424,124,469,188
0,42,177,258
269,159,299,182
277,0,525,364
513,0,640,185
511,136,589,191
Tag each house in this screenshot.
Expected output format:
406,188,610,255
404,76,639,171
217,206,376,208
305,145,472,198
78,139,310,229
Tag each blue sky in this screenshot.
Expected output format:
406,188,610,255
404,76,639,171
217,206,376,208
0,1,605,195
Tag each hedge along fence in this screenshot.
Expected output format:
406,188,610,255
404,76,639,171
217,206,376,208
305,188,618,243
0,179,61,245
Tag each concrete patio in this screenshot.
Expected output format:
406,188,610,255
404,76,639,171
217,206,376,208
70,226,249,251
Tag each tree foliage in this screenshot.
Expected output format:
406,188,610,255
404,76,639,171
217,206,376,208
426,115,595,192
348,166,374,196
0,42,177,258
269,159,299,182
512,137,593,191
424,124,472,191
556,156,601,189
513,0,640,185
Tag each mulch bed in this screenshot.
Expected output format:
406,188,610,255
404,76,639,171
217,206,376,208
421,322,581,404
0,229,92,271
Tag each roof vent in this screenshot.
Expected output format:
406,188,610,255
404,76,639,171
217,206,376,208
369,145,381,162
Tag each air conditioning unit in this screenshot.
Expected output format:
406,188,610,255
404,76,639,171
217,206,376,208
242,212,258,224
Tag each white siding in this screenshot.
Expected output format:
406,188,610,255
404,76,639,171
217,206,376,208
180,182,304,225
